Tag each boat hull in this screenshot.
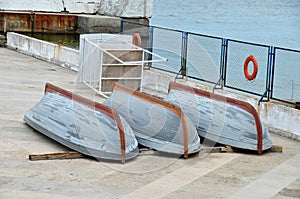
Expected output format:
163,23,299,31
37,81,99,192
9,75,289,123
24,83,139,163
104,83,201,157
165,82,272,152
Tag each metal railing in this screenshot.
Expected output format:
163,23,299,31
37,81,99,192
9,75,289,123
122,20,300,104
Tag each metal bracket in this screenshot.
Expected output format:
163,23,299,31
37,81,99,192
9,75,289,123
213,76,224,92
174,67,187,80
120,20,124,33
258,89,269,105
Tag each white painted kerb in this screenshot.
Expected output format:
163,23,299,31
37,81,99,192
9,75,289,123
6,32,79,71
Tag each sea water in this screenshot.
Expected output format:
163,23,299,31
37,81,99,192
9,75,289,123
150,0,300,101
151,0,300,50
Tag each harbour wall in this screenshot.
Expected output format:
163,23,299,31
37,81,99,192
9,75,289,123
0,0,153,18
0,0,152,34
0,11,148,34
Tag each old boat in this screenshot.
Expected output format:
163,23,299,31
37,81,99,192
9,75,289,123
104,83,201,158
165,82,272,153
24,83,139,163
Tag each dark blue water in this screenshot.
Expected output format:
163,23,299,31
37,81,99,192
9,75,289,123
151,0,300,50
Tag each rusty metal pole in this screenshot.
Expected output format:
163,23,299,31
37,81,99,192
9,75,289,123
30,12,35,33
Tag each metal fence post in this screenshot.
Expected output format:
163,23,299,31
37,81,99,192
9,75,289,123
221,38,228,88
258,46,274,104
266,46,275,100
144,25,154,70
148,26,154,59
120,20,124,33
219,41,224,82
269,47,276,100
180,31,188,77
213,38,227,91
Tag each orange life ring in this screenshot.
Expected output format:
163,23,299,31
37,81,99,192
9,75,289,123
132,33,142,47
244,55,258,81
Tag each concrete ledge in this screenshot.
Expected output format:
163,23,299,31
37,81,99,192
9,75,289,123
1,0,63,13
77,15,150,34
6,32,79,71
78,15,120,33
97,0,153,18
0,0,153,18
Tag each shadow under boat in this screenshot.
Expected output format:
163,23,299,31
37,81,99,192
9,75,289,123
164,82,272,154
24,83,139,163
104,83,201,158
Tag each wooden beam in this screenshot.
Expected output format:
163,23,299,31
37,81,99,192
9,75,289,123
268,145,283,153
29,151,86,161
203,146,233,153
205,145,283,154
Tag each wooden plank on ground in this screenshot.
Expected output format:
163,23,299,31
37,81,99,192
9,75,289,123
268,145,283,153
29,151,86,161
205,146,233,153
206,145,282,154
28,145,282,161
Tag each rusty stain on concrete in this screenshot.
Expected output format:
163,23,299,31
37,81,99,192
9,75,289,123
0,11,78,33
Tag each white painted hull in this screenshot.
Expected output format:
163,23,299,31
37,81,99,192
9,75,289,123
165,82,272,152
104,83,201,157
24,83,138,163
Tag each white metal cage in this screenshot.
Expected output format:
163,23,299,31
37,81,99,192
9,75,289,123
78,33,166,98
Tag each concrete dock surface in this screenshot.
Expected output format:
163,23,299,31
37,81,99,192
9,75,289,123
0,47,300,199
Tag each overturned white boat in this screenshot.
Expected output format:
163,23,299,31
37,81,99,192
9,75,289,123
104,83,201,158
165,82,272,154
24,83,139,163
